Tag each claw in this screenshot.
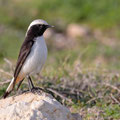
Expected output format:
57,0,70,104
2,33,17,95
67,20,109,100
31,87,44,94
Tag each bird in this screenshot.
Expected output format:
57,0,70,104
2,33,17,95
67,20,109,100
3,19,54,98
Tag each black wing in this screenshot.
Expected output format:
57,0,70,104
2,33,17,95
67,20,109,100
14,39,34,79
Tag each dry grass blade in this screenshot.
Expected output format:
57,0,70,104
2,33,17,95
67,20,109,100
4,58,14,70
86,96,103,104
0,69,12,77
103,83,120,93
110,94,120,105
0,79,11,85
47,88,73,104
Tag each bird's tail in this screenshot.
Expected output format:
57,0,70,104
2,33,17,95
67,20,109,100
3,77,15,98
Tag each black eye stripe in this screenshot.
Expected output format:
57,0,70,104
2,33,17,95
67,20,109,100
38,24,46,28
28,24,48,37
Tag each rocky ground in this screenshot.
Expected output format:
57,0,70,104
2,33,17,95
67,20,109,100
0,92,81,120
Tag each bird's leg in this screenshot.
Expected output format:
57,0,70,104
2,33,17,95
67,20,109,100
27,76,35,91
17,79,24,91
27,76,44,94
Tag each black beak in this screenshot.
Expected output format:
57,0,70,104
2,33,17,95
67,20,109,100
46,25,54,28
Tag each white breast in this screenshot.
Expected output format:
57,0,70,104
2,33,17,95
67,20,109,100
21,36,47,75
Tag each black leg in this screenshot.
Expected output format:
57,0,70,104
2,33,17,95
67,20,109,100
29,76,34,88
27,76,44,94
17,79,24,91
27,76,35,91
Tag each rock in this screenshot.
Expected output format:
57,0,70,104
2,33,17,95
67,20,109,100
53,33,76,49
66,24,90,38
0,92,80,120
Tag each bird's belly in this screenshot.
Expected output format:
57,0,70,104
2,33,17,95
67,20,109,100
21,38,47,75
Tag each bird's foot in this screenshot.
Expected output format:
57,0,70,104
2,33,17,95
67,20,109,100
30,87,45,95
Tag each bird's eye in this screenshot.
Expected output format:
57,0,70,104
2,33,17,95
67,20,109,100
38,25,44,28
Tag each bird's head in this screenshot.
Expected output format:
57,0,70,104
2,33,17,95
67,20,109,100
26,19,54,37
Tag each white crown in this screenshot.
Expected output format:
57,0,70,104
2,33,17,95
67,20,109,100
29,19,48,27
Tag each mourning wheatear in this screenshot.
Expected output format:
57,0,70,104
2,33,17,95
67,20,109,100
3,19,53,98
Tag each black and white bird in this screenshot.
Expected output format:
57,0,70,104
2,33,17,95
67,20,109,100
3,19,53,98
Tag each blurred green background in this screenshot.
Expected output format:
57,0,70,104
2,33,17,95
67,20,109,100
0,0,120,119
0,0,120,70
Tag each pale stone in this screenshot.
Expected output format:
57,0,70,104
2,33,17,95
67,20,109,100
0,92,80,120
66,24,90,38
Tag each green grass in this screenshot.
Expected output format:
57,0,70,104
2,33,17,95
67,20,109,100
0,56,120,118
0,26,24,60
102,104,120,119
0,0,120,29
0,48,120,119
